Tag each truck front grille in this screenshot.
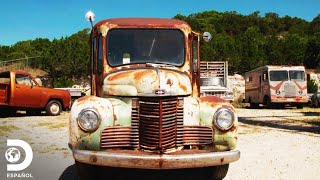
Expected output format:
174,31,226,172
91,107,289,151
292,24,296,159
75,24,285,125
182,126,213,145
100,97,213,151
100,127,139,148
139,97,179,152
284,83,297,97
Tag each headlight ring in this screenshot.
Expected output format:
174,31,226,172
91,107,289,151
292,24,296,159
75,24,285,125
213,108,235,131
77,108,100,132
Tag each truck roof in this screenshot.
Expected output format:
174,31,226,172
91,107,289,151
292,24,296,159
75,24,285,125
0,70,31,77
94,18,191,29
245,65,305,74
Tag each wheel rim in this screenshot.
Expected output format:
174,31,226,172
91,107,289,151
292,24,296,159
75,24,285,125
50,103,60,114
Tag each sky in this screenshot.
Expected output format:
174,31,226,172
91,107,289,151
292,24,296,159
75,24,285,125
1,0,319,46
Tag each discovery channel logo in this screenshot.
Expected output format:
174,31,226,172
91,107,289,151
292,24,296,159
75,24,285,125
5,139,33,178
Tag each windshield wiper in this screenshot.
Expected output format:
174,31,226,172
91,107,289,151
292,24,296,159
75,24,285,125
148,37,155,57
146,63,175,68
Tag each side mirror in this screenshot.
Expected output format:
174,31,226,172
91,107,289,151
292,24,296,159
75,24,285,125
202,32,212,42
85,10,95,28
85,10,95,22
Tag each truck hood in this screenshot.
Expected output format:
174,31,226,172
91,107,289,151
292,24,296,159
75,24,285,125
103,68,191,96
39,86,71,98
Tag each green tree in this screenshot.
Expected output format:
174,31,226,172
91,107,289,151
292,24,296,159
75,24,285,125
304,33,320,69
237,27,266,73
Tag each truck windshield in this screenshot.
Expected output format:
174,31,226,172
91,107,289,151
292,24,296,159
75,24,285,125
289,70,305,81
107,29,185,67
269,71,289,81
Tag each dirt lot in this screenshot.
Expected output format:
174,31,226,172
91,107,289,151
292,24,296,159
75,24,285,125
1,107,320,180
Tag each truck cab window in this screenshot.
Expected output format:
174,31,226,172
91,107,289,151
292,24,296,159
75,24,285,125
0,72,10,83
192,38,199,72
289,70,305,81
97,35,103,74
92,37,97,74
269,71,289,81
16,74,33,86
263,72,268,82
107,29,185,67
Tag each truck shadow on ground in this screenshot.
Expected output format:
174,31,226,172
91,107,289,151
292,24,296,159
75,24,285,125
238,114,320,134
59,164,213,180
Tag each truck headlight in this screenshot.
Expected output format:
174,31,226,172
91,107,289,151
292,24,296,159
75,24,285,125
77,108,100,132
213,108,235,131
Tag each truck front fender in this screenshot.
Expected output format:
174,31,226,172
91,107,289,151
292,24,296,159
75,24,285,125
69,96,114,150
198,96,238,151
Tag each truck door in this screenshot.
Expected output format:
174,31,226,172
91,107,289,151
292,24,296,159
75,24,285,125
13,74,41,107
191,32,200,97
259,75,262,101
259,71,268,102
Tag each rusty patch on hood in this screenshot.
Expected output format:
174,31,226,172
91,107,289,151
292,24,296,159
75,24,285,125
107,72,131,81
134,70,154,81
166,79,173,86
199,96,227,103
179,82,187,92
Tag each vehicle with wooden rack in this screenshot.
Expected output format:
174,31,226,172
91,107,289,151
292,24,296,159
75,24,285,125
68,11,240,179
245,65,308,108
0,71,71,116
200,61,234,101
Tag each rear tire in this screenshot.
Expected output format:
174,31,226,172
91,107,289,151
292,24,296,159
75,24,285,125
264,96,273,109
0,107,16,117
46,100,62,116
250,102,258,109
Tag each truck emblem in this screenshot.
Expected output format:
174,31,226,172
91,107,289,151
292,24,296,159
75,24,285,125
155,89,166,95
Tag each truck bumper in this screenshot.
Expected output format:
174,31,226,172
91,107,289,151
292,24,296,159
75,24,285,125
71,147,240,169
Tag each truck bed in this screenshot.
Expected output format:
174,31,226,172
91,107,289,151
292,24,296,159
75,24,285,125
0,83,9,105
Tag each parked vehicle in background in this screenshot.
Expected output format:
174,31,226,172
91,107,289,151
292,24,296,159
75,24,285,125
56,85,90,106
68,11,240,180
200,61,234,101
306,71,320,107
0,71,71,116
245,66,308,109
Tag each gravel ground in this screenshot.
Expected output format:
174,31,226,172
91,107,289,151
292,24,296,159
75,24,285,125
226,107,320,180
1,107,319,180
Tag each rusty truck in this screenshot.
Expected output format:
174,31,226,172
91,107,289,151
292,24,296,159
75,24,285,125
68,11,240,179
0,71,71,116
245,65,308,109
200,61,234,101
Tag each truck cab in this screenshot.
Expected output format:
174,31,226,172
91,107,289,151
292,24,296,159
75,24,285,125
0,71,71,116
69,13,239,179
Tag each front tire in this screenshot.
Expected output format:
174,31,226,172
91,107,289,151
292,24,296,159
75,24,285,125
75,161,98,180
296,104,304,109
314,98,319,108
205,164,229,180
46,100,62,116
